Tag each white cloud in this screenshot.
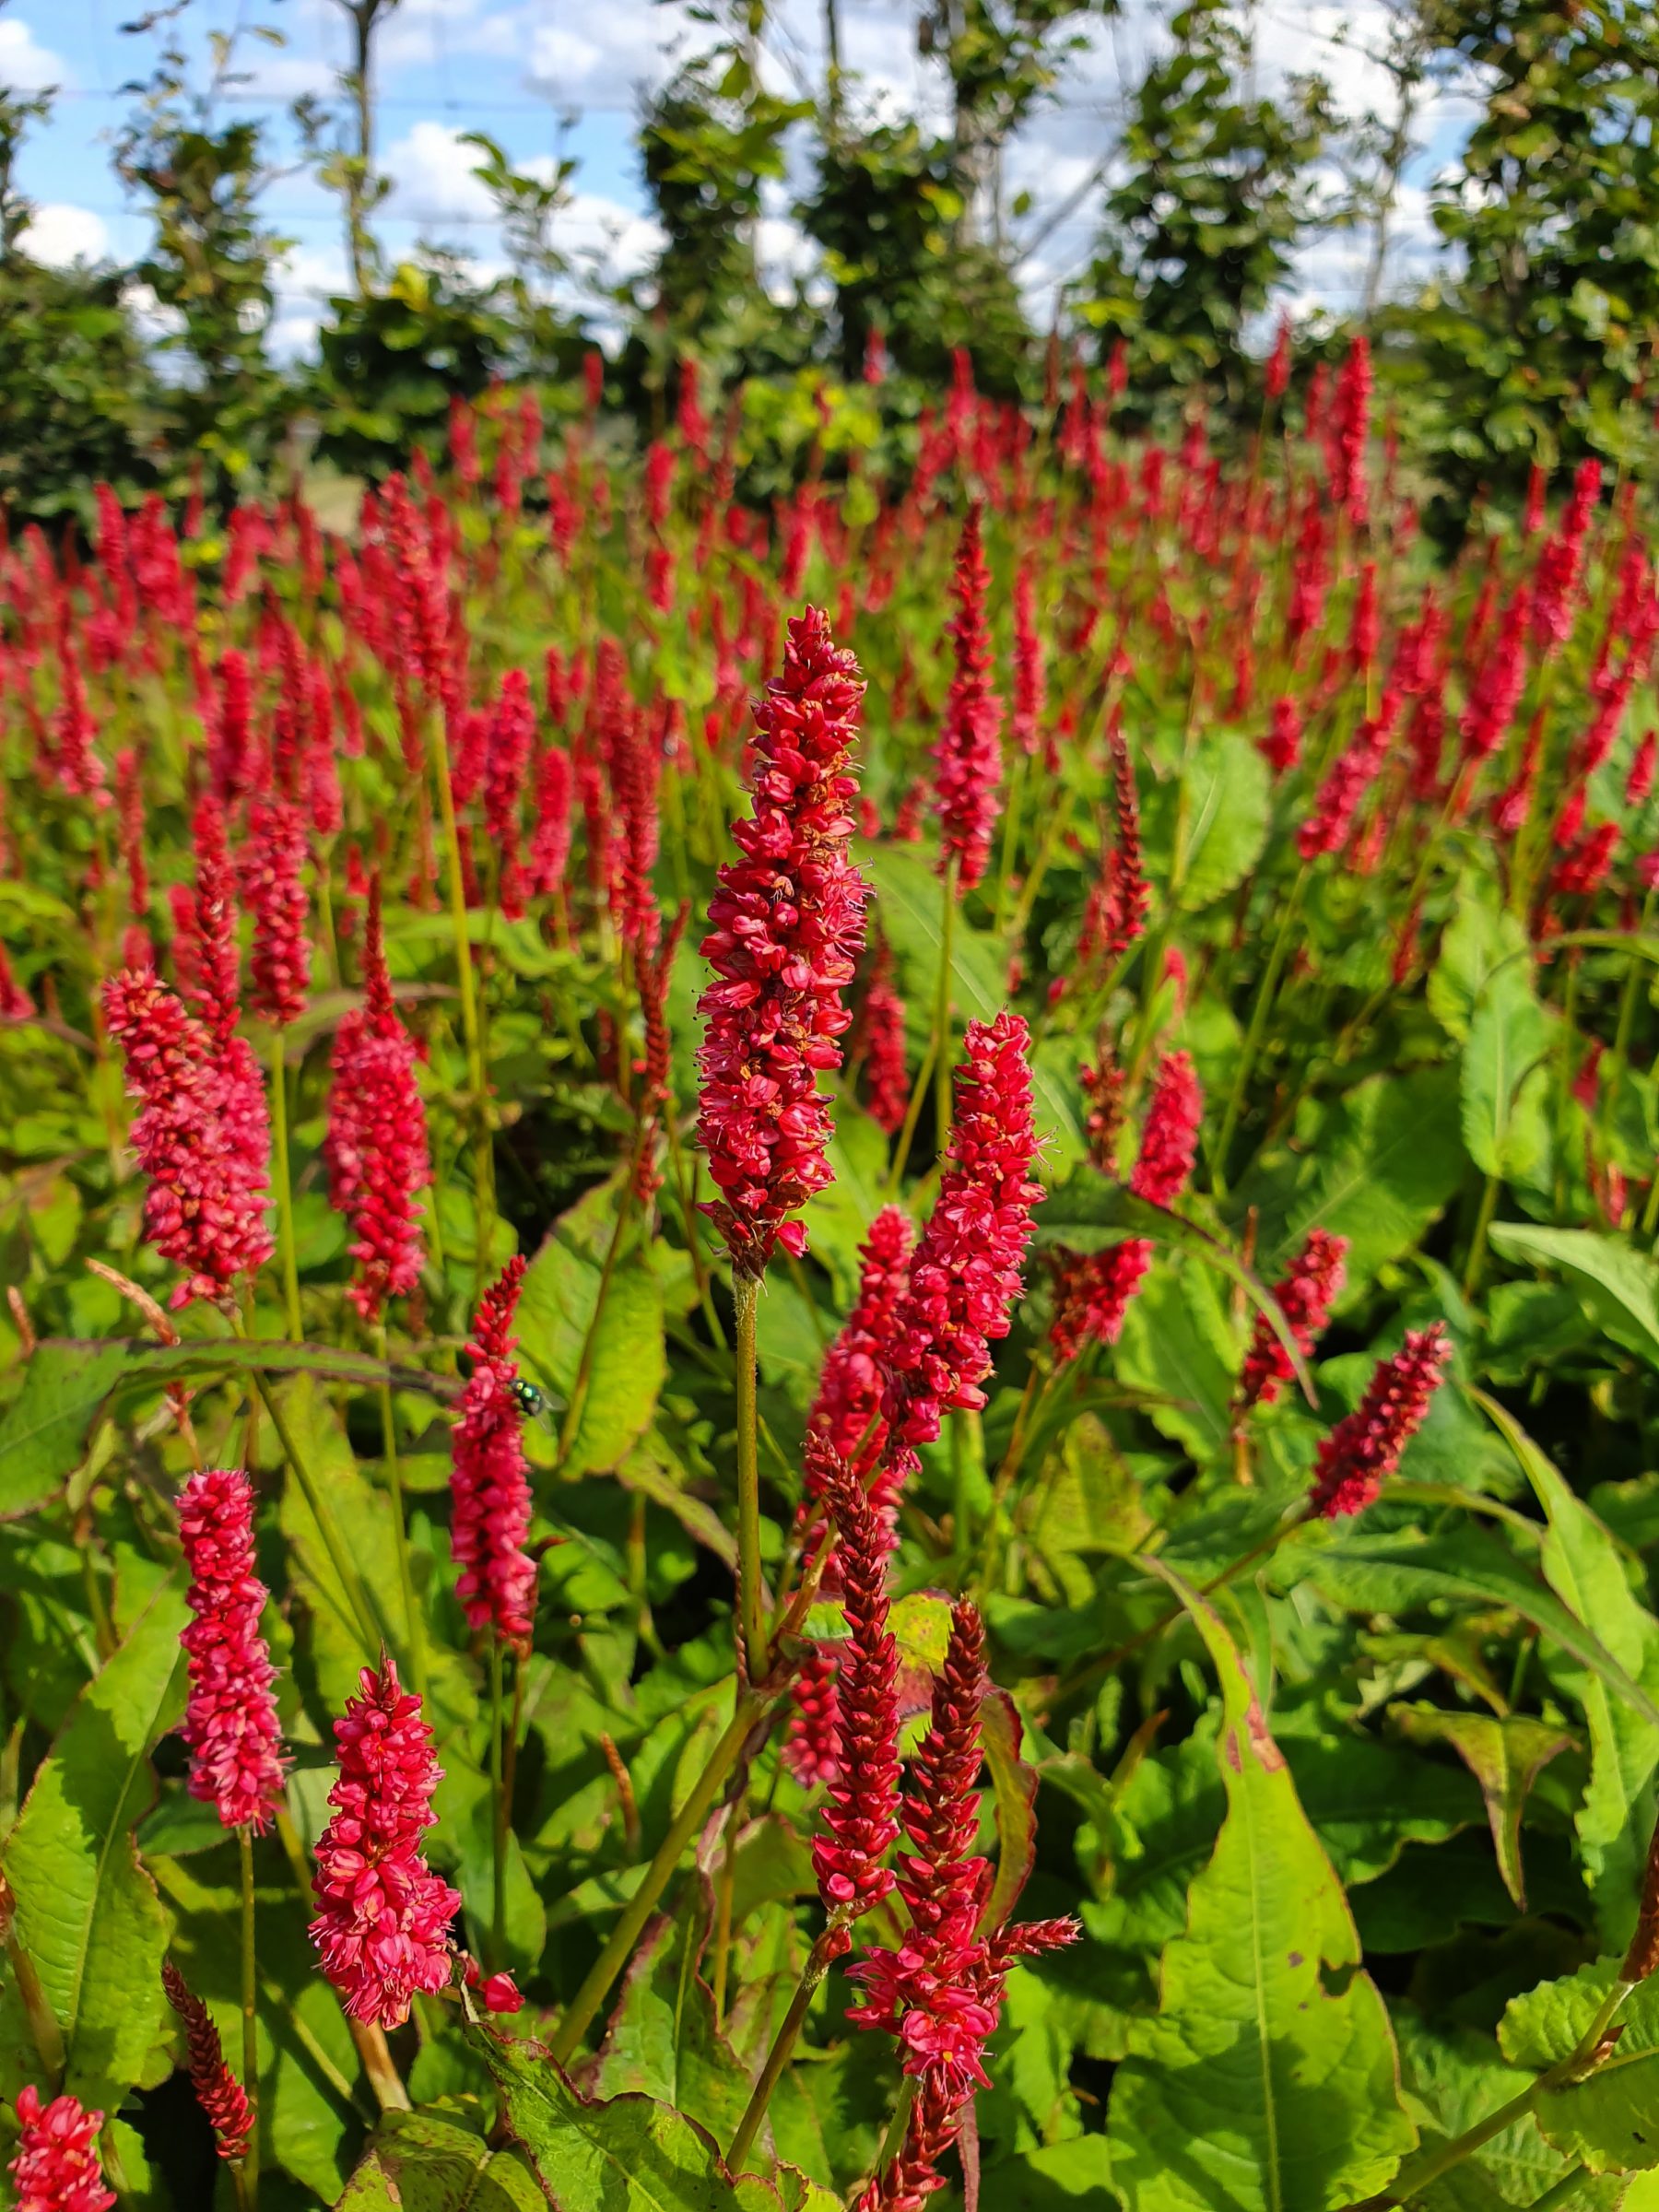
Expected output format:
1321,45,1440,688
0,16,68,92
382,121,500,227
19,202,108,265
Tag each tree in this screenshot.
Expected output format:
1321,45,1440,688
113,6,292,486
1080,0,1333,394
1391,0,1659,496
293,0,402,297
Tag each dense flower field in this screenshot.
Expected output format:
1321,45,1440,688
6,345,1659,2210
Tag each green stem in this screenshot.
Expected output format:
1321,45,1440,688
268,1033,302,1341
1384,1977,1631,2205
239,1827,260,2210
993,754,1029,937
252,1371,382,1659
547,1683,774,2066
374,1332,425,1697
727,1915,849,2172
424,703,493,1298
488,1635,507,1971
1215,862,1307,1186
733,1274,768,1679
1464,1172,1501,1299
559,1185,635,1460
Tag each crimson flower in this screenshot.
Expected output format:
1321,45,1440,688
9,2088,114,2212
162,1961,253,2162
933,505,1003,892
696,607,869,1277
1237,1230,1347,1413
103,970,273,1309
1309,1324,1451,1519
449,1256,538,1653
860,946,909,1136
177,1468,286,1832
242,796,312,1028
324,877,429,1324
310,1660,461,2028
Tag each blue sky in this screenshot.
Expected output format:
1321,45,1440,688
1,0,1472,354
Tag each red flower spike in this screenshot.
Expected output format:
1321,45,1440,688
855,2072,962,2212
1130,1050,1202,1206
861,946,909,1136
882,1013,1041,1474
161,1960,254,2161
324,877,429,1324
695,607,869,1277
808,1438,901,1922
103,970,273,1310
933,504,1004,891
449,1257,538,1653
309,1659,461,2028
178,1468,286,1832
809,1204,916,1479
9,2087,115,2212
784,1643,841,1787
242,796,312,1028
1237,1230,1348,1412
1309,1324,1451,1520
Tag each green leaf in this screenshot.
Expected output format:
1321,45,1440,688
517,1212,666,1477
1105,1563,1417,2209
1300,1524,1659,1731
980,1688,1039,1937
1114,1260,1236,1464
1461,959,1554,1182
469,2024,787,2211
1140,730,1270,911
1487,1224,1659,1372
588,1905,753,2152
1395,2010,1588,2207
0,1574,187,2114
339,2112,543,2208
1428,877,1530,1043
1392,1704,1573,1907
1478,1394,1659,1945
1500,1957,1659,2173
0,1341,128,1516
1241,1065,1465,1292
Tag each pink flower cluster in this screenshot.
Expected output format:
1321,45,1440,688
696,606,869,1277
1051,1051,1201,1360
162,1960,254,2161
324,879,429,1323
932,505,1004,891
449,1256,538,1653
9,2088,114,2212
1236,1229,1348,1412
242,794,312,1028
808,1439,900,1926
177,1468,286,1832
883,1013,1041,1465
103,970,273,1309
310,1660,461,2028
1309,1324,1451,1519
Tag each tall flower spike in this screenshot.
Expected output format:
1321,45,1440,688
324,877,429,1323
860,945,909,1136
242,795,312,1028
807,1438,900,1932
309,1659,461,2027
1050,1051,1202,1360
103,970,273,1309
808,1204,916,1477
933,504,1003,892
696,607,869,1277
883,1013,1041,1478
9,2087,115,2212
1237,1230,1348,1413
161,1961,254,2162
449,1256,538,1653
1309,1324,1451,1520
178,1468,286,1832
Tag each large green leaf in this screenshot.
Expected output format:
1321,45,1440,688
1500,1957,1659,2173
0,1340,127,1516
1298,1524,1659,1730
1461,982,1554,1183
1480,1394,1659,1945
0,1574,187,2113
1140,730,1270,912
1240,1065,1465,1292
587,1903,756,2154
1395,2010,1594,2207
1487,1224,1659,1372
1114,1260,1236,1465
517,1210,666,1478
1105,1565,1416,2209
1391,1704,1573,1908
1427,877,1530,1043
471,2025,824,2211
339,2112,543,2208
